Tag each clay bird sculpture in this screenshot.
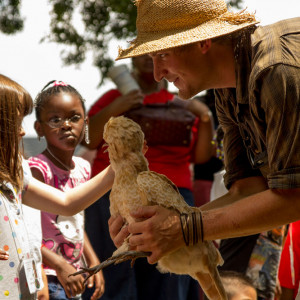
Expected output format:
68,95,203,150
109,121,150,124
72,116,227,300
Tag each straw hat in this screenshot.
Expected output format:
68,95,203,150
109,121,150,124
117,0,259,60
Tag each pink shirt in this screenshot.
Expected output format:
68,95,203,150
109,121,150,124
28,154,91,275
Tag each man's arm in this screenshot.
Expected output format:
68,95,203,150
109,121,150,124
203,187,300,240
128,177,300,264
201,176,268,210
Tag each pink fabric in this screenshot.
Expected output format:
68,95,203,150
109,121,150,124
28,154,91,275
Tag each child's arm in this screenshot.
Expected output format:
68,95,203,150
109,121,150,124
42,247,86,298
23,165,114,215
83,232,105,300
37,265,49,300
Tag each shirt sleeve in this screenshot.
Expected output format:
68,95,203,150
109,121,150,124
88,89,121,117
27,156,50,184
258,64,300,189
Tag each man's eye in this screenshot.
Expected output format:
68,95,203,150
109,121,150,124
159,53,166,59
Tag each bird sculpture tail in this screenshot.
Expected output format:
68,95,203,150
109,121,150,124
195,268,227,300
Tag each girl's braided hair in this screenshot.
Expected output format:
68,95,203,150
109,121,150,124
34,80,86,121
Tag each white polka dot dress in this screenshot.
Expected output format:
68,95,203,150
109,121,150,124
0,179,36,299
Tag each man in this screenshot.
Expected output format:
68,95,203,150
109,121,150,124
109,0,300,297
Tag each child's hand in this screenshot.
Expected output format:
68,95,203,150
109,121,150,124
86,268,105,300
56,261,85,298
0,249,9,260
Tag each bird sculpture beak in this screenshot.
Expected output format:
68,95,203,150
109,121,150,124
102,142,109,153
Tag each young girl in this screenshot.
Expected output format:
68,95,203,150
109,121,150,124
0,74,114,299
28,80,104,300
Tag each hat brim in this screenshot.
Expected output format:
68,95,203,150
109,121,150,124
117,18,259,60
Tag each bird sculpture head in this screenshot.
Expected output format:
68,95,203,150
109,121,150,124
103,116,145,162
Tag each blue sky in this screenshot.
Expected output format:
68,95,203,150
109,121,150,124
0,0,299,137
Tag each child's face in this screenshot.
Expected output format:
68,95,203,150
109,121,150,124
17,106,26,140
231,286,257,300
37,93,85,151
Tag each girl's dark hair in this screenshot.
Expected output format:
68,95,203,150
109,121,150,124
0,74,33,190
34,80,86,121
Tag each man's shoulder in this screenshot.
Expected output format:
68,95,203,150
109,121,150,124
251,17,300,66
249,17,300,85
252,17,300,46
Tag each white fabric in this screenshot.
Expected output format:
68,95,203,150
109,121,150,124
210,169,228,201
22,159,44,290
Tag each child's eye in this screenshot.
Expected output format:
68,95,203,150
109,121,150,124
70,115,82,123
47,117,63,129
49,117,62,124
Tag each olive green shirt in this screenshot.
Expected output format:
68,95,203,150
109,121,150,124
215,17,300,189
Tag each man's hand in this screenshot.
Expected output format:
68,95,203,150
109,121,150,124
128,206,185,264
108,215,129,248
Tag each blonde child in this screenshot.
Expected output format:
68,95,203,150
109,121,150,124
220,271,257,300
0,74,114,299
28,80,104,300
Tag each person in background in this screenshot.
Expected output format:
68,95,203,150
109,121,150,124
82,54,214,300
0,73,114,299
28,80,105,300
220,271,257,300
278,221,300,300
193,90,223,207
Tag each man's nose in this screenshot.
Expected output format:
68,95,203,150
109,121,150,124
152,58,167,82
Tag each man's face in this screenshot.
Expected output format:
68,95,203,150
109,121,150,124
149,43,211,99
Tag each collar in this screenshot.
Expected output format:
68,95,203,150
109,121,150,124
233,27,256,104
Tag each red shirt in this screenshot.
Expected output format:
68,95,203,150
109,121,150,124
89,89,198,189
278,221,300,298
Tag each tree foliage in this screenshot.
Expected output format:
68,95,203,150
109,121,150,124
43,0,137,84
0,0,23,34
1,0,244,84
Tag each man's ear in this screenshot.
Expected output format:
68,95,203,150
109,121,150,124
34,121,44,139
198,39,212,54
